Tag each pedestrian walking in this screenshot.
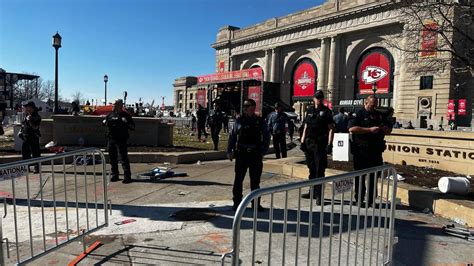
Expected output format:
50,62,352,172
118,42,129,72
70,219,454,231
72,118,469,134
288,118,297,142
267,102,289,159
222,114,229,133
19,101,42,173
196,104,208,141
103,99,135,184
227,99,270,211
300,90,335,205
208,102,224,150
348,95,392,207
333,107,349,133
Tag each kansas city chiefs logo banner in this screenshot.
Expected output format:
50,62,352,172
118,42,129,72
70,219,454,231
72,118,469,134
357,51,392,94
362,66,387,84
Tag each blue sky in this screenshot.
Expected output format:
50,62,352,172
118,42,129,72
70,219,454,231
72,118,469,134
0,0,323,105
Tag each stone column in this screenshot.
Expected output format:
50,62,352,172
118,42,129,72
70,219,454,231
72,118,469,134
229,56,233,72
327,36,338,104
317,38,329,94
265,50,271,82
270,47,279,82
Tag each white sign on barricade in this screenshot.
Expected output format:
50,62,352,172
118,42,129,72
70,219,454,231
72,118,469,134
0,165,28,181
334,178,354,194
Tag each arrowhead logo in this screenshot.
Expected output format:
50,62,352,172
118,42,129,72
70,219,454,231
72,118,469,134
296,71,313,90
362,66,388,84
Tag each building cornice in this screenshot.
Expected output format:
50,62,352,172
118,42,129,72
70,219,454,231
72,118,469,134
212,1,398,50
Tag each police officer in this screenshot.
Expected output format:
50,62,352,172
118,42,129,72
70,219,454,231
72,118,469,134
300,90,335,205
227,99,270,211
267,102,289,159
207,102,224,151
20,101,42,173
348,95,392,207
103,99,135,184
196,104,208,141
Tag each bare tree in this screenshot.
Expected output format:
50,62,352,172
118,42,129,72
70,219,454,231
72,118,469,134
387,0,474,76
71,91,85,104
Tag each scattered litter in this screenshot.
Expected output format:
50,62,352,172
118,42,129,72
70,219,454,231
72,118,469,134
453,218,466,225
209,204,215,207
114,219,137,226
138,167,188,180
178,191,189,196
388,174,406,181
45,141,57,148
255,260,263,264
163,162,171,166
197,160,203,165
422,208,432,214
73,155,102,166
467,175,472,179
438,177,471,195
438,242,448,246
442,224,474,241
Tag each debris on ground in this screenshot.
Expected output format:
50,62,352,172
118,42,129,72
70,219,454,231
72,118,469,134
442,224,474,241
389,173,406,181
138,167,188,180
114,219,137,226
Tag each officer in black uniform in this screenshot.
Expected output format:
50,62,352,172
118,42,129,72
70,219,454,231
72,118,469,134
267,102,289,159
103,99,135,184
227,99,270,211
20,101,42,173
207,102,224,150
196,104,208,141
300,90,335,205
349,95,392,207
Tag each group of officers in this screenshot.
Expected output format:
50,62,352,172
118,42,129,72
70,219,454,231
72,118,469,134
17,92,391,209
227,90,392,211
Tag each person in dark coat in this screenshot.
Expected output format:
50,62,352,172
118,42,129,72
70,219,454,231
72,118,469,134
207,102,224,150
349,95,392,207
19,101,42,173
103,99,135,183
196,104,208,141
267,103,289,159
227,99,270,211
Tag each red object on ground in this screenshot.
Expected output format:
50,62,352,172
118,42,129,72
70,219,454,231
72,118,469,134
114,219,137,225
67,241,102,266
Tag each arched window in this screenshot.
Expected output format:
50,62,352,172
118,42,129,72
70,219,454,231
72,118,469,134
292,58,317,101
354,48,394,98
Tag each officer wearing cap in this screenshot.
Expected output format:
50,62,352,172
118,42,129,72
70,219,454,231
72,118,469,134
20,101,42,172
349,95,392,207
227,99,270,211
267,102,289,159
300,90,335,205
103,99,135,184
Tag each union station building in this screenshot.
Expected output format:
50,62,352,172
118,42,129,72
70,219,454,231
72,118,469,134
174,0,473,128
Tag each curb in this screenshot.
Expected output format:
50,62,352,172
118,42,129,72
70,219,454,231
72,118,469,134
263,158,474,227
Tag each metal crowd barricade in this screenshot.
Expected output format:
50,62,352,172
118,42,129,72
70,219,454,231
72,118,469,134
221,165,398,266
0,148,111,265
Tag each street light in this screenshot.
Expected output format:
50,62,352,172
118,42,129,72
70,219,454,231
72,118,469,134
372,82,378,97
104,74,108,106
52,32,62,114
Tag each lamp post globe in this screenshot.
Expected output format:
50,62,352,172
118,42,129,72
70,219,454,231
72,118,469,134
104,75,108,106
52,32,62,114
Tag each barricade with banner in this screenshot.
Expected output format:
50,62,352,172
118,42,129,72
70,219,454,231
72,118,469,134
0,148,111,265
221,165,398,266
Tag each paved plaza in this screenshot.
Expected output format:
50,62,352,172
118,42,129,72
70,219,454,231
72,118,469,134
1,152,474,265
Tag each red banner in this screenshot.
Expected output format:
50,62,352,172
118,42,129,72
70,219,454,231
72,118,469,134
358,52,391,94
218,61,225,73
196,90,206,107
248,86,262,115
447,99,455,120
197,68,263,84
421,21,438,57
293,62,316,98
458,99,466,115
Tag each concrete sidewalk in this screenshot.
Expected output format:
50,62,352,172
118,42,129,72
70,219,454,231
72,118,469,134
2,160,474,265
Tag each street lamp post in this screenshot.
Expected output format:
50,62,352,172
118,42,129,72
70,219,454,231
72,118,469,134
104,75,108,106
372,82,378,97
52,32,62,114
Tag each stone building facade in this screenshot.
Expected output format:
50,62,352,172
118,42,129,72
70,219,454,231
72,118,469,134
173,76,200,115
208,0,473,127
